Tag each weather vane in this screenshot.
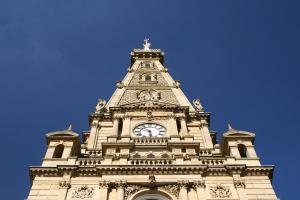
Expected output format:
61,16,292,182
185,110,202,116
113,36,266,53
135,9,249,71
143,38,151,51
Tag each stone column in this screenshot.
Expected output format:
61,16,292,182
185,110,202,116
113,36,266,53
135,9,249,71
168,114,179,137
234,179,248,200
194,180,206,200
58,180,71,200
121,115,131,137
116,181,126,200
178,181,189,200
230,146,241,158
99,181,110,200
179,117,188,137
87,121,99,149
245,145,258,158
112,117,120,137
200,120,213,148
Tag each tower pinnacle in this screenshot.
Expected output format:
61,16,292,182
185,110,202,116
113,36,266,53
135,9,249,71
143,38,151,51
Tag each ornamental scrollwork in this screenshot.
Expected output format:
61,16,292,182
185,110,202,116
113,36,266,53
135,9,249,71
124,184,142,199
95,99,106,113
160,185,180,197
234,180,245,188
193,98,204,112
137,90,161,101
209,184,232,198
72,185,94,199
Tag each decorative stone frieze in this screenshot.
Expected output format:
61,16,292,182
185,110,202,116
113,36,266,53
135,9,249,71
72,185,94,199
209,184,232,198
59,180,71,189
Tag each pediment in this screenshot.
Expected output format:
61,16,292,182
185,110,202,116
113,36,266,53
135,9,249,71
46,130,79,138
223,130,255,138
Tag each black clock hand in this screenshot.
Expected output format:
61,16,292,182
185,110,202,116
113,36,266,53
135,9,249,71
145,129,152,137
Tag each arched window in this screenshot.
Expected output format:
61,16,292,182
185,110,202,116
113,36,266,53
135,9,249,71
238,144,248,158
53,144,64,158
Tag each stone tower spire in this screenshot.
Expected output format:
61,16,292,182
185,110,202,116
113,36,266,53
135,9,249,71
26,41,279,200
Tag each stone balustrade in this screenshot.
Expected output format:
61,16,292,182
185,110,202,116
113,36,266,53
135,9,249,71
133,137,168,144
130,159,173,165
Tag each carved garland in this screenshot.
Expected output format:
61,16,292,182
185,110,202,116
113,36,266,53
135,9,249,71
72,185,94,199
209,184,232,198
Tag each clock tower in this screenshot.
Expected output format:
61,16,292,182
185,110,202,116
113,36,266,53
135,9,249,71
27,40,279,200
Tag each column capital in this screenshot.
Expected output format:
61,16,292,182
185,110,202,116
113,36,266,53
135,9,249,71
193,180,206,189
113,114,124,120
59,180,71,189
115,180,127,189
177,180,189,188
99,180,110,189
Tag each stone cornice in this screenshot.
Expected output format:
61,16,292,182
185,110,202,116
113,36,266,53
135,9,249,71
29,165,274,184
108,106,189,113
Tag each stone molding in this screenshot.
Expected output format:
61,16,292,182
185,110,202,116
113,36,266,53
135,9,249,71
29,165,274,182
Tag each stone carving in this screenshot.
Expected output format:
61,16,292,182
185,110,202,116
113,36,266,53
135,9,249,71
124,184,141,199
161,185,180,197
174,80,180,88
234,180,245,188
193,98,204,112
149,175,156,188
143,38,151,51
59,180,71,189
137,90,161,101
95,99,106,112
193,180,206,189
116,81,124,89
99,180,110,189
210,184,232,198
72,185,94,199
147,111,153,121
115,180,126,189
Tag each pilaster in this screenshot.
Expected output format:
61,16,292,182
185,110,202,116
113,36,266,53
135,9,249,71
99,180,110,200
178,180,189,200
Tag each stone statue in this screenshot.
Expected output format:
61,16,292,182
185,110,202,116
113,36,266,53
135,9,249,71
193,98,204,112
95,99,106,113
143,38,151,51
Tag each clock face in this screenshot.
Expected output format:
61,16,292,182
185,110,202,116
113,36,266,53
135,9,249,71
134,123,166,137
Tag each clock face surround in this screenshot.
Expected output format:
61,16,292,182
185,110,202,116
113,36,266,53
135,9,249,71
134,123,166,137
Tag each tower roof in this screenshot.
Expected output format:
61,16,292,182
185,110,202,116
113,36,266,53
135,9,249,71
104,39,197,113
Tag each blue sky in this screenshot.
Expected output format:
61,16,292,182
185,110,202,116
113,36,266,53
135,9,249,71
0,0,299,199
